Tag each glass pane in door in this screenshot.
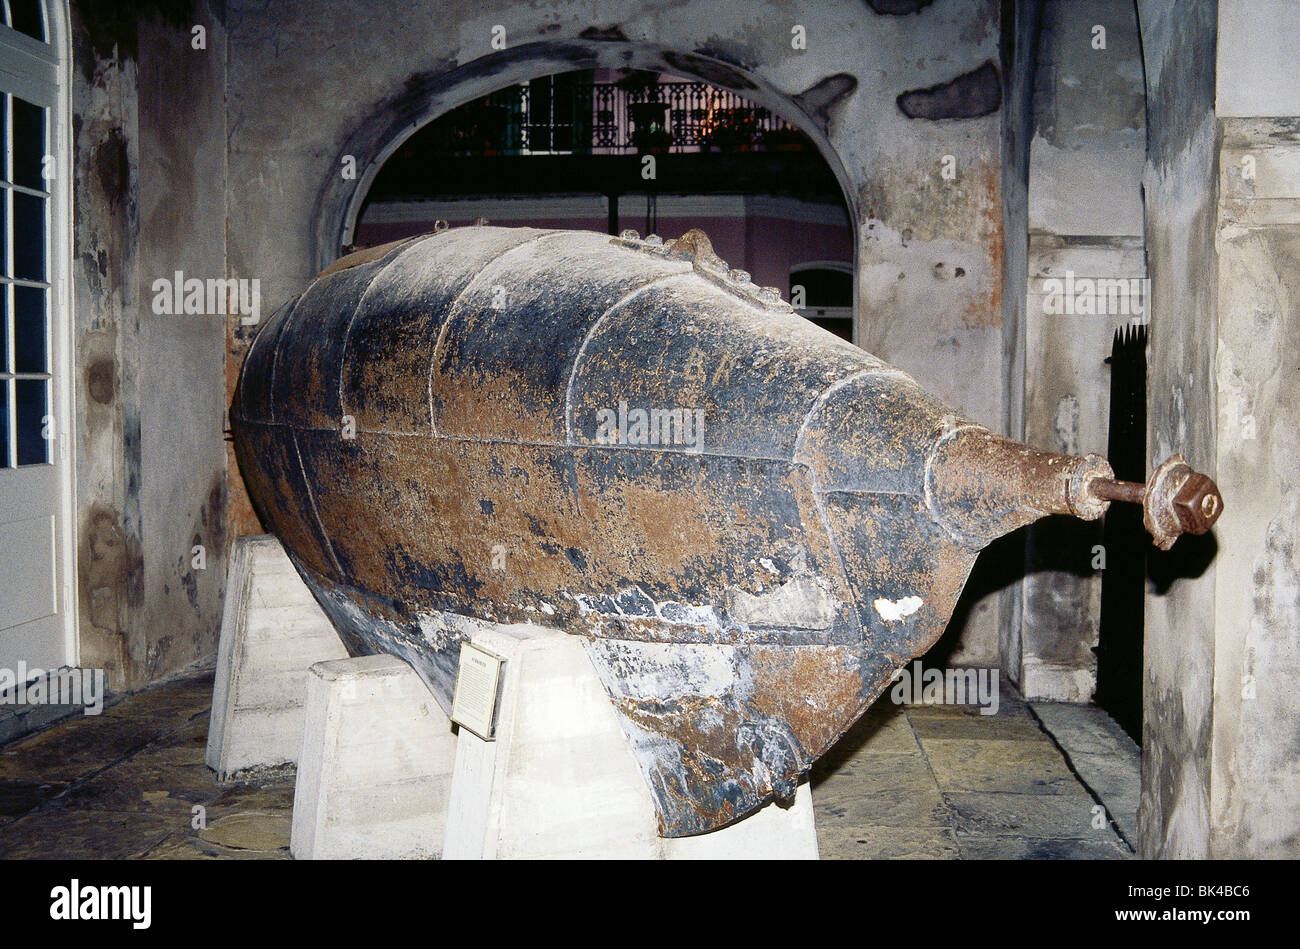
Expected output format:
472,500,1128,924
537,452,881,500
13,284,46,373
12,95,47,190
15,377,47,465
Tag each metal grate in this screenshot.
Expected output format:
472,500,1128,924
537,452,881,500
420,78,805,156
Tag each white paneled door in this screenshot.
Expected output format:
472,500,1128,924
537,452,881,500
0,2,73,673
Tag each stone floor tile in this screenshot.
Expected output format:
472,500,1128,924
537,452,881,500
98,671,216,729
60,759,219,814
812,750,937,794
141,831,290,860
1030,701,1140,758
1066,752,1140,837
956,834,1133,859
0,779,70,818
818,825,961,860
1025,702,1142,847
895,701,974,718
208,779,297,816
142,718,214,768
0,806,180,859
815,787,952,827
921,738,1080,794
818,708,921,762
0,716,166,785
908,710,1049,742
945,790,1112,839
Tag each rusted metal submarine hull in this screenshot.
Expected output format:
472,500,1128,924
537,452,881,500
269,432,977,832
232,225,1204,837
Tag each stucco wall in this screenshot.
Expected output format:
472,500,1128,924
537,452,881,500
1135,0,1219,859
1207,0,1300,859
1133,0,1300,860
71,0,229,691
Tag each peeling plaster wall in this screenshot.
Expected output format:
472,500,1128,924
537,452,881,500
1015,0,1146,700
222,0,1011,664
135,8,229,682
1131,0,1299,862
71,4,139,684
71,0,229,691
1211,118,1300,857
1134,0,1218,859
1208,0,1300,859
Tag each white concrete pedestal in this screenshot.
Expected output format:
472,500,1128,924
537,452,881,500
206,535,349,777
209,536,817,859
291,654,458,859
441,624,818,860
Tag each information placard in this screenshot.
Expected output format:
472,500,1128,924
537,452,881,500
450,642,504,740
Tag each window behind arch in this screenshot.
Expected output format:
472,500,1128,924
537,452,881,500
790,264,852,342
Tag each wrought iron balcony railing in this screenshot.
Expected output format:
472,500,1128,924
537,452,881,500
420,79,810,157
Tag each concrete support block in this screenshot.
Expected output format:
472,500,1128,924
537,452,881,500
206,535,349,777
291,655,458,859
442,623,817,860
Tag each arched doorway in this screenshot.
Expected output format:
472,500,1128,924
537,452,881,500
336,66,856,343
310,45,859,316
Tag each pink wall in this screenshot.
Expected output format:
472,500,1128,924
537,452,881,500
743,216,851,291
357,210,851,295
360,217,608,244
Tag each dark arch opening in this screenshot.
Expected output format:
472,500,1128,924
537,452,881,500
331,63,857,340
311,42,859,283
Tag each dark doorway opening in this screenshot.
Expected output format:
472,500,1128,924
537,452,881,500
789,265,853,341
1094,323,1147,743
348,68,855,340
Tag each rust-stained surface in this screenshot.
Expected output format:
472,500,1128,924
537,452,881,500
231,224,1218,837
